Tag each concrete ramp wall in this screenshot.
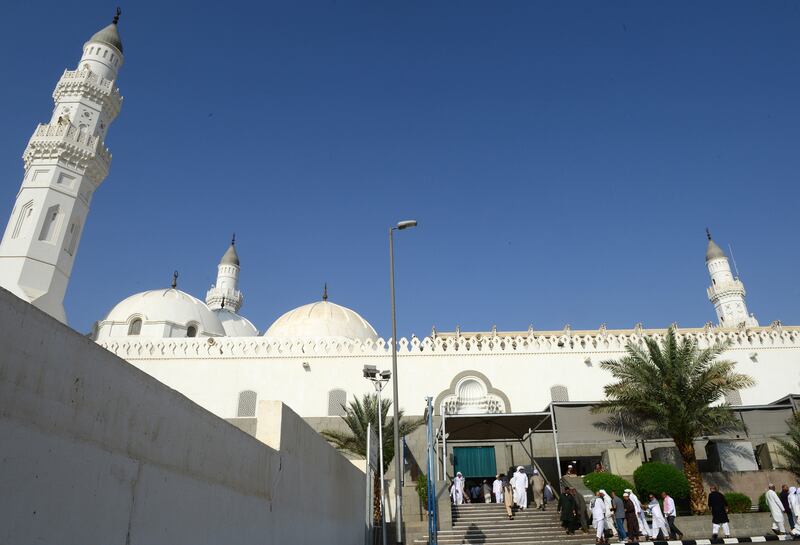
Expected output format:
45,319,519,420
0,288,364,545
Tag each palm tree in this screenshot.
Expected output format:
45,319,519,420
776,412,800,477
593,326,755,514
322,394,424,524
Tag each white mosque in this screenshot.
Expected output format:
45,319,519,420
1,15,798,476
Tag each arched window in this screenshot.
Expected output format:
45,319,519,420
550,384,569,403
328,389,347,416
186,324,198,337
128,318,142,336
237,390,257,417
38,205,60,242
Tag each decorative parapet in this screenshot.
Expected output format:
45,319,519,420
24,122,111,181
707,278,746,301
96,324,800,361
53,69,122,117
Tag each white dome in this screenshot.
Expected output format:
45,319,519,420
264,300,379,342
214,308,259,337
95,288,225,340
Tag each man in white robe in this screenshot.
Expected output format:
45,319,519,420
492,474,504,503
625,488,649,537
647,494,670,539
592,490,608,543
512,466,529,509
450,480,462,505
790,487,800,538
766,483,786,534
598,489,617,538
453,472,465,505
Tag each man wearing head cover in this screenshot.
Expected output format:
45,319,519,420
622,492,639,542
591,490,608,544
625,488,650,538
790,487,800,537
512,466,529,509
453,472,465,505
530,468,545,510
492,474,504,504
598,489,617,538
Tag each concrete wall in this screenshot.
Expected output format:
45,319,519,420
0,288,364,545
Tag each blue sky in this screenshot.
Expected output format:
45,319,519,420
1,1,798,337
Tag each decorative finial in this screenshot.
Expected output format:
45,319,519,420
113,7,121,25
706,227,712,241
322,282,328,301
171,270,179,289
231,233,236,246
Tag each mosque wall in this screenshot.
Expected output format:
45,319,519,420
0,287,365,545
103,327,800,422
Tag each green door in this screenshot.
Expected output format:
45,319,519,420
453,446,496,477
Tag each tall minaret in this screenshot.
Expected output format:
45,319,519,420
205,235,244,312
705,229,758,328
0,11,124,323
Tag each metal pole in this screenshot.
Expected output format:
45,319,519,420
442,410,447,479
366,423,372,545
549,403,562,483
389,226,403,544
377,384,388,545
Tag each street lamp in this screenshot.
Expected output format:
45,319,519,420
364,364,392,545
389,219,417,544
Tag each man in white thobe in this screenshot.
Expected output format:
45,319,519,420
647,494,669,539
599,489,617,537
767,483,786,534
625,488,650,537
592,490,608,542
453,472,465,505
790,487,800,538
492,475,504,503
450,480,462,505
512,466,529,509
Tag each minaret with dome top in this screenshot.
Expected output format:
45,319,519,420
0,11,125,323
706,229,758,328
206,235,244,312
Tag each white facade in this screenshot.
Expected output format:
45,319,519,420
0,17,124,323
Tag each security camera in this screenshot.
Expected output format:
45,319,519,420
363,365,378,379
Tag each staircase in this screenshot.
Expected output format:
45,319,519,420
415,503,595,545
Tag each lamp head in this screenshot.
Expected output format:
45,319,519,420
380,370,392,380
396,220,418,230
363,365,378,379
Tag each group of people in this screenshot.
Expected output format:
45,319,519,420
449,467,556,521
562,488,682,544
764,483,800,537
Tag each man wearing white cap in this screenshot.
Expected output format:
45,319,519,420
625,488,650,537
599,489,618,538
767,483,787,535
492,474,504,504
530,468,545,510
453,472,465,505
592,490,608,544
512,466,529,509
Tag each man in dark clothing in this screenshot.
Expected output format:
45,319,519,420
559,488,579,535
611,490,627,542
707,485,730,539
571,487,589,534
623,493,639,542
781,485,795,530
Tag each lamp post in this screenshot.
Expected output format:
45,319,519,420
364,365,391,545
389,219,417,544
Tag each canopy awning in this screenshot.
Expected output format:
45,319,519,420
442,412,552,442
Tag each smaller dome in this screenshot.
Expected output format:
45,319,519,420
89,22,123,54
706,239,726,262
265,300,379,342
95,288,225,340
221,244,240,266
214,308,259,337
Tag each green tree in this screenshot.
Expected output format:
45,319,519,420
776,412,800,477
593,326,755,514
321,394,424,524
